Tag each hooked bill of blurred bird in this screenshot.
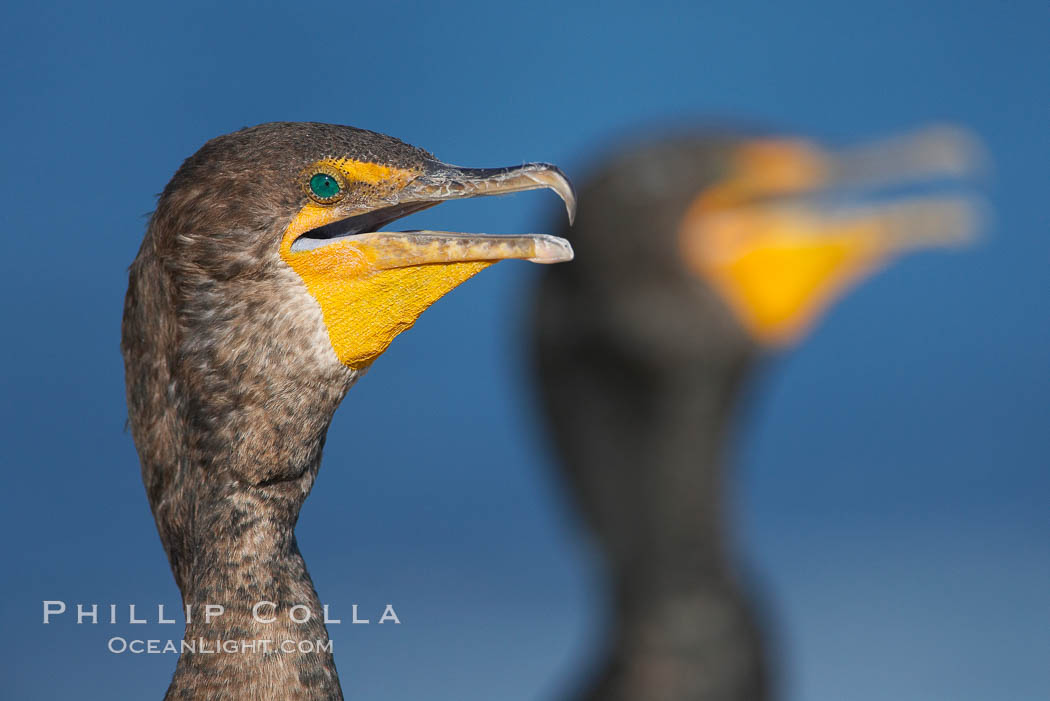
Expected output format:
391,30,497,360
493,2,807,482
533,126,981,701
122,122,575,700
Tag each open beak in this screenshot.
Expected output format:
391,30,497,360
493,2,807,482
728,125,986,258
289,161,576,264
281,159,576,369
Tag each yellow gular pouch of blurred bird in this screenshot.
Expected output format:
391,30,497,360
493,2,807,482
682,206,889,346
281,203,493,368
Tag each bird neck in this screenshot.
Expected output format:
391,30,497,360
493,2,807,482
577,359,768,700
123,217,358,699
628,362,748,579
166,473,344,700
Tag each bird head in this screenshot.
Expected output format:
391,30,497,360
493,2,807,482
125,123,575,492
149,122,575,374
541,126,981,370
677,126,982,347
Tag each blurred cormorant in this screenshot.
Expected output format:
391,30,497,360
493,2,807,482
533,127,978,701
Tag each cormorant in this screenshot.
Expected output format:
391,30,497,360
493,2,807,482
532,127,979,701
121,122,575,700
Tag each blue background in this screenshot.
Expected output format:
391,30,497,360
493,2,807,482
1,1,1046,699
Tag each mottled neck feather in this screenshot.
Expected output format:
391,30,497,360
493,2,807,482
122,232,355,700
165,476,343,700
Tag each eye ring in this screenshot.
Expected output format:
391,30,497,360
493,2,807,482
303,165,346,204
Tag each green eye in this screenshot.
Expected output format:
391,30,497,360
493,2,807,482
309,172,342,201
